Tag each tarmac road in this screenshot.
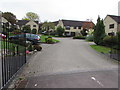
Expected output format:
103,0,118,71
22,38,118,88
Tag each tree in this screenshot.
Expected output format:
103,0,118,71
23,12,39,21
32,29,37,34
80,29,88,36
41,21,55,34
2,12,17,25
94,16,106,45
56,26,65,36
22,25,31,33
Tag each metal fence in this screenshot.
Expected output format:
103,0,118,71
110,35,120,61
0,22,26,89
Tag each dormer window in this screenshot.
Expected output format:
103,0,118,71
66,26,70,30
74,27,77,29
78,26,81,29
109,24,114,29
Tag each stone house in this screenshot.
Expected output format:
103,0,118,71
53,20,94,36
104,15,120,36
16,20,39,34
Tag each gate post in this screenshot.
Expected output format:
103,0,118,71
0,11,3,89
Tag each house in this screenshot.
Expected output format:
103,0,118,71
53,20,94,36
1,17,11,26
1,17,12,33
16,20,39,34
104,15,120,36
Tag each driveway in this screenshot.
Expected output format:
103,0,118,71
20,38,118,88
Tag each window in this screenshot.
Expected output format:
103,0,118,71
33,25,36,27
78,26,81,29
74,27,77,29
109,24,114,29
65,26,70,30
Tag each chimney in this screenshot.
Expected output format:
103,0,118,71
118,1,120,16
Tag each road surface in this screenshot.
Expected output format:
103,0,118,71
21,38,118,88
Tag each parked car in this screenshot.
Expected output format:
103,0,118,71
9,33,41,45
0,33,6,39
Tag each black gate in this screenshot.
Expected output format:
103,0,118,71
0,21,26,89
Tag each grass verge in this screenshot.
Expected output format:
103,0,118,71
90,45,111,54
0,41,25,52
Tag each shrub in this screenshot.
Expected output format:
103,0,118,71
33,45,42,51
27,44,34,51
81,29,87,36
32,29,37,34
73,35,86,39
103,36,117,47
45,37,53,44
86,35,94,41
12,30,21,34
117,31,120,45
56,26,65,36
22,25,31,33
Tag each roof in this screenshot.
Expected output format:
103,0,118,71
61,20,83,27
53,21,59,26
16,20,39,27
108,15,120,24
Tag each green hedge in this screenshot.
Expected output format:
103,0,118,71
103,36,118,47
86,35,94,41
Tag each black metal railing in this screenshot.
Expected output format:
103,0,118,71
0,22,26,89
110,34,120,61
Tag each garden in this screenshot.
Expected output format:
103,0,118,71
72,16,120,61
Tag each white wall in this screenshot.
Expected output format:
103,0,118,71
26,20,39,33
104,16,118,35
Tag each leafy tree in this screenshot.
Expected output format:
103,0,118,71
22,25,31,33
23,12,39,21
2,12,17,25
41,21,55,34
56,26,65,36
22,18,30,21
94,16,106,45
81,29,88,36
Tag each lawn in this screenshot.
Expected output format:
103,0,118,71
90,45,111,54
0,41,25,53
40,35,60,43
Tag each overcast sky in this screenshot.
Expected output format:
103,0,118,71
0,0,120,23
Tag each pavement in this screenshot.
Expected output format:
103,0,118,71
18,38,119,88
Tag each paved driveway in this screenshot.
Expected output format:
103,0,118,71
22,38,118,88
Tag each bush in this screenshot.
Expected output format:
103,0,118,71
22,25,31,33
12,30,21,34
103,36,118,47
33,45,42,51
45,37,53,44
73,35,86,39
56,26,65,36
27,44,34,51
86,35,94,41
32,29,37,34
81,29,87,36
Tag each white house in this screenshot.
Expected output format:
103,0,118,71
104,15,120,36
53,19,94,36
16,20,39,34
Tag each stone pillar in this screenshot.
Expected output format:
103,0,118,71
0,11,2,89
118,1,120,16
